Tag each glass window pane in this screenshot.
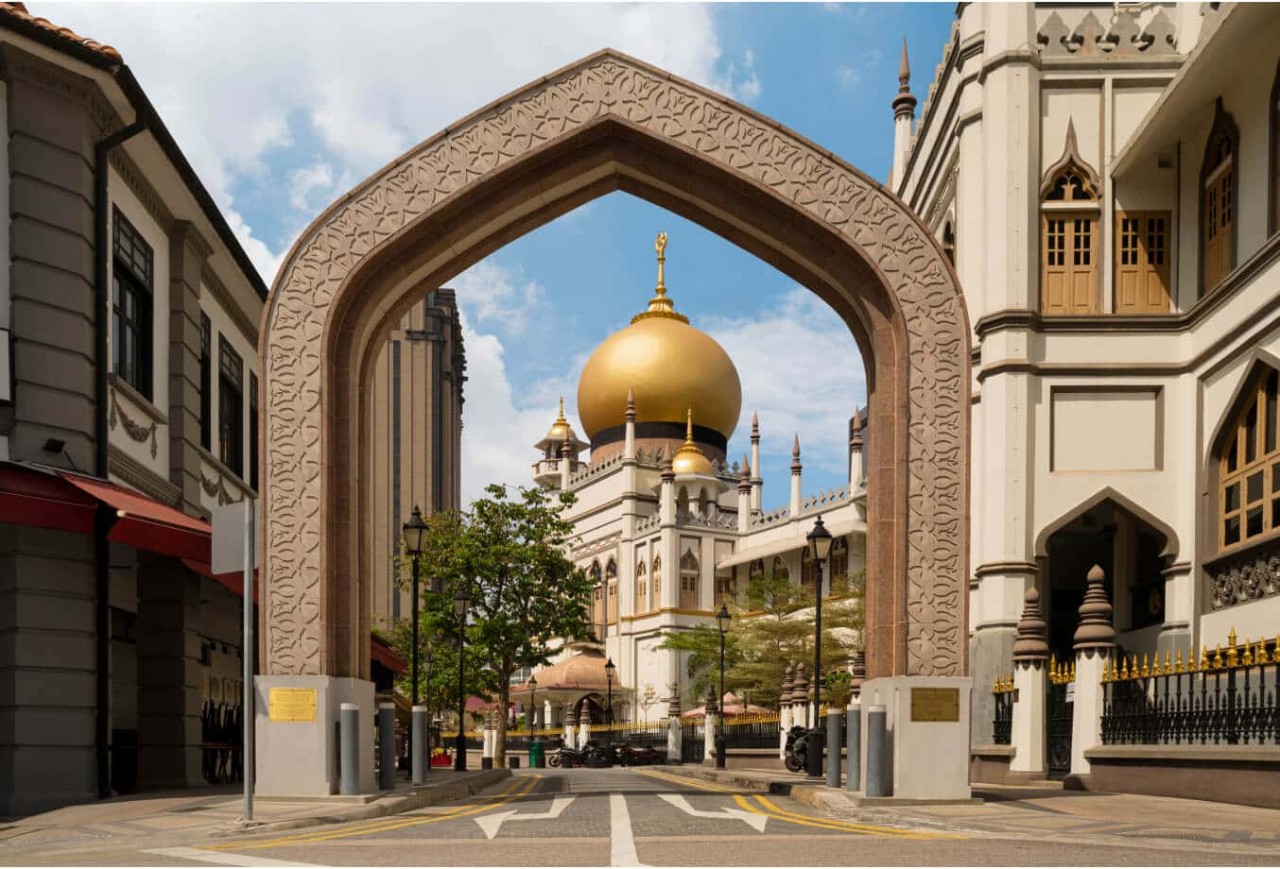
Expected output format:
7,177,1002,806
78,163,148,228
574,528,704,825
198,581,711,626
1247,507,1264,538
1225,515,1241,545
1273,463,1280,492
1248,472,1264,503
1273,498,1280,531
1225,482,1240,512
1246,401,1259,464
1267,370,1278,454
1228,439,1239,473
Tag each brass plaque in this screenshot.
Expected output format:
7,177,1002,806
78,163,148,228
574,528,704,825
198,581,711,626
269,687,318,723
910,687,960,722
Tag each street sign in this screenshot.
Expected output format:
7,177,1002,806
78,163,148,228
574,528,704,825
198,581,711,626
212,501,260,573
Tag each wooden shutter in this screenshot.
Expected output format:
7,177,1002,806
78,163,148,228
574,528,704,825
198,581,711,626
1115,212,1171,313
1042,213,1098,314
1203,160,1234,291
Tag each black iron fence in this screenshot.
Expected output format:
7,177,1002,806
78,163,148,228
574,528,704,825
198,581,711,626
680,722,704,762
1101,634,1279,747
723,715,781,749
200,702,242,785
992,675,1013,745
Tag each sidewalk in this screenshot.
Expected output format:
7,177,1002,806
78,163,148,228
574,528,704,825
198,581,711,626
0,769,509,855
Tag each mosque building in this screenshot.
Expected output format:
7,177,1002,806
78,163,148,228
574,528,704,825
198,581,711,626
521,233,867,726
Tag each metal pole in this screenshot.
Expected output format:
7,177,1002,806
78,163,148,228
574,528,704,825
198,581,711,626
378,703,396,790
716,630,726,769
410,555,419,770
826,708,841,788
340,703,359,795
243,499,255,821
412,705,428,785
846,697,861,792
866,704,887,798
455,629,467,771
807,559,825,778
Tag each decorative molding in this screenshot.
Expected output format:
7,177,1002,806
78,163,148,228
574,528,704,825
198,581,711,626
109,148,175,233
108,383,159,459
200,264,260,345
108,444,181,508
261,51,969,678
0,43,121,138
194,442,254,499
1208,543,1280,611
200,469,241,506
1036,8,1179,59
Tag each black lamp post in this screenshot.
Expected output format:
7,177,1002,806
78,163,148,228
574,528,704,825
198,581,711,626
715,603,731,770
806,515,834,779
604,658,615,745
528,675,538,734
453,589,470,772
402,506,427,770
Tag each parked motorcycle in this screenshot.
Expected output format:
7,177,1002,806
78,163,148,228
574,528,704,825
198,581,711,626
583,740,615,768
620,742,663,766
784,725,808,773
552,745,588,768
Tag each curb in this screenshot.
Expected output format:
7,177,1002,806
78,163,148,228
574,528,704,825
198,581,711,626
209,769,512,839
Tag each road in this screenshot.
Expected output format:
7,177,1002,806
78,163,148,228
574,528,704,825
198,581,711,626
4,767,1280,866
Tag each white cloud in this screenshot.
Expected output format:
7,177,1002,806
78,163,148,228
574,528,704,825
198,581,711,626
288,162,335,212
44,2,757,282
451,260,547,338
836,65,862,90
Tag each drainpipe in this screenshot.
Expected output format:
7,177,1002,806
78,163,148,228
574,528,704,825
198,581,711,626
93,111,148,799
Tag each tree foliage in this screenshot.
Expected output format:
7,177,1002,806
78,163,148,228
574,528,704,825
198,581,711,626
411,484,596,763
656,570,864,709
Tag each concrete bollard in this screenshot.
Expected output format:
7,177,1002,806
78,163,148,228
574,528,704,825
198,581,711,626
481,720,494,770
667,716,682,764
845,698,861,792
865,704,887,798
339,703,360,796
378,703,396,791
826,709,841,788
412,705,428,786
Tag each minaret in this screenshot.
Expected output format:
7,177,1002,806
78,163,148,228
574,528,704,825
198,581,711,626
659,455,676,526
749,411,762,511
737,455,752,534
789,434,803,516
849,408,864,490
623,387,636,460
890,38,917,190
559,439,572,490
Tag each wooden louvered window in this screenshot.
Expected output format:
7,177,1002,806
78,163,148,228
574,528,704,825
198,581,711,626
1201,100,1238,296
1220,368,1280,551
1115,212,1172,313
679,547,699,610
635,560,648,613
1041,165,1099,315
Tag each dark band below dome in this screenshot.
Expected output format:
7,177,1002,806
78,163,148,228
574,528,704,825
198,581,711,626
591,421,729,453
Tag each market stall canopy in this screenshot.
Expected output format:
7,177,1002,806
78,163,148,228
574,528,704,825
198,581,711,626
681,692,771,719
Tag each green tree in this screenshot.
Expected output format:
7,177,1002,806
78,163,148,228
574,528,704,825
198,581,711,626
378,619,495,732
416,484,596,765
657,569,863,710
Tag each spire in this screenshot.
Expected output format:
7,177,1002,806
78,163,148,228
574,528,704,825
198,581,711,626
898,37,910,87
632,231,689,324
555,396,567,425
751,411,760,442
850,408,863,448
738,454,752,492
1074,564,1116,652
625,387,636,421
685,408,695,444
892,37,917,118
791,434,802,473
1013,587,1049,664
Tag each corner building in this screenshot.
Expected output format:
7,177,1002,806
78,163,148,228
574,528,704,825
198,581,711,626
526,240,868,725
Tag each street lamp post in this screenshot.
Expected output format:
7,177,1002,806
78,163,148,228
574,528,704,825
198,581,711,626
715,603,731,770
453,589,470,772
402,506,427,772
806,515,834,779
528,675,538,735
604,658,615,746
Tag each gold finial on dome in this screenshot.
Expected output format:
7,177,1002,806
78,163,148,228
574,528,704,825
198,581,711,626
543,396,577,442
632,232,689,324
671,408,716,476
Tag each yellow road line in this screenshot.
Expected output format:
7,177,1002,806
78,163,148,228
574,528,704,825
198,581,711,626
637,769,740,794
215,775,540,851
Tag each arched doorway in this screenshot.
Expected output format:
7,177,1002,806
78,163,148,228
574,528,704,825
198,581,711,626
256,51,970,795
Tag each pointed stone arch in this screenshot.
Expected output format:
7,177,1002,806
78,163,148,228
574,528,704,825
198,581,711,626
259,50,970,682
1034,486,1180,560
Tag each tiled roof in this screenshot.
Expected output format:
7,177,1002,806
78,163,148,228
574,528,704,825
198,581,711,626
0,2,122,63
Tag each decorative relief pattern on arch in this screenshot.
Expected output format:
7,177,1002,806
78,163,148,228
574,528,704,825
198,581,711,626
262,52,968,677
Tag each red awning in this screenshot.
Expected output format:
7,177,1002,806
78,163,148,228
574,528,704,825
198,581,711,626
58,471,212,562
0,465,96,534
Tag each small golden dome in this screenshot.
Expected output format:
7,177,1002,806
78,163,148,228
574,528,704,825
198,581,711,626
671,410,717,476
543,397,579,442
577,233,742,441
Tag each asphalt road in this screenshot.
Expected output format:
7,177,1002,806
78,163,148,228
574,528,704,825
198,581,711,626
6,768,1280,866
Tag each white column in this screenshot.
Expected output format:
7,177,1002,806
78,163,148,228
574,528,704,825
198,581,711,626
1010,664,1045,774
623,387,636,460
750,412,762,512
737,461,752,533
789,435,802,516
1070,565,1116,777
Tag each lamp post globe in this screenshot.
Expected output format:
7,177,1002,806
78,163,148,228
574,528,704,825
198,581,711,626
453,589,470,772
805,515,833,779
715,603,731,770
402,505,427,770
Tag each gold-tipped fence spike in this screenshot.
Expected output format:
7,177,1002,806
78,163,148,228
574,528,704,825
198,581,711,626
1214,644,1225,669
1200,646,1210,671
1258,640,1270,665
1164,650,1173,675
1140,653,1150,679
1175,649,1185,674
993,675,1001,692
1227,638,1239,669
1228,627,1237,649
1102,659,1112,682
1243,639,1254,667
1119,657,1129,680
1070,661,1076,682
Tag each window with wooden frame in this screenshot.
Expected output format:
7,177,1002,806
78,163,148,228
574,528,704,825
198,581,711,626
1270,60,1280,237
1041,164,1100,315
218,336,243,476
679,547,699,608
113,209,154,398
200,313,212,450
590,561,604,629
1201,99,1238,295
635,559,648,612
800,549,817,595
1115,211,1172,313
772,555,789,581
829,537,850,595
606,559,618,624
652,556,661,602
1219,367,1280,550
714,574,735,606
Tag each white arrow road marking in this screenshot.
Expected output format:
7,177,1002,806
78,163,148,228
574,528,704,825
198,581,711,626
144,847,318,867
473,795,577,840
610,793,642,867
657,793,769,832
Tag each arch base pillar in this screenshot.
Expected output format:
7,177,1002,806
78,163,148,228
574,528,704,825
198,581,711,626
253,675,375,796
858,676,972,800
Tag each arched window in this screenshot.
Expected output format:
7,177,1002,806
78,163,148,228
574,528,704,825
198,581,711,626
679,547,699,609
636,559,648,613
941,220,956,268
830,537,850,594
800,549,817,595
748,559,764,582
772,555,789,581
1201,99,1239,295
1040,123,1101,315
590,561,604,632
652,556,662,604
1219,366,1280,550
606,559,618,624
1270,60,1280,236
714,573,735,606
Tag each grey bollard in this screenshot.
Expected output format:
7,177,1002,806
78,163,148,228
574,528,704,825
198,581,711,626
378,703,396,791
340,703,360,796
865,704,888,798
845,699,861,792
412,705,429,786
826,710,841,788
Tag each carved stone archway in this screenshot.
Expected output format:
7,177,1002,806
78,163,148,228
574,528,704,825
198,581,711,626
259,51,970,686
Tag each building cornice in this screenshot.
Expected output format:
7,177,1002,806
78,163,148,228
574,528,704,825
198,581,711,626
0,42,121,137
201,263,260,345
109,147,174,232
108,443,182,508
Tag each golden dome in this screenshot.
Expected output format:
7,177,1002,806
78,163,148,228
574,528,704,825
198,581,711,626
543,397,579,442
671,410,717,476
576,233,742,441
